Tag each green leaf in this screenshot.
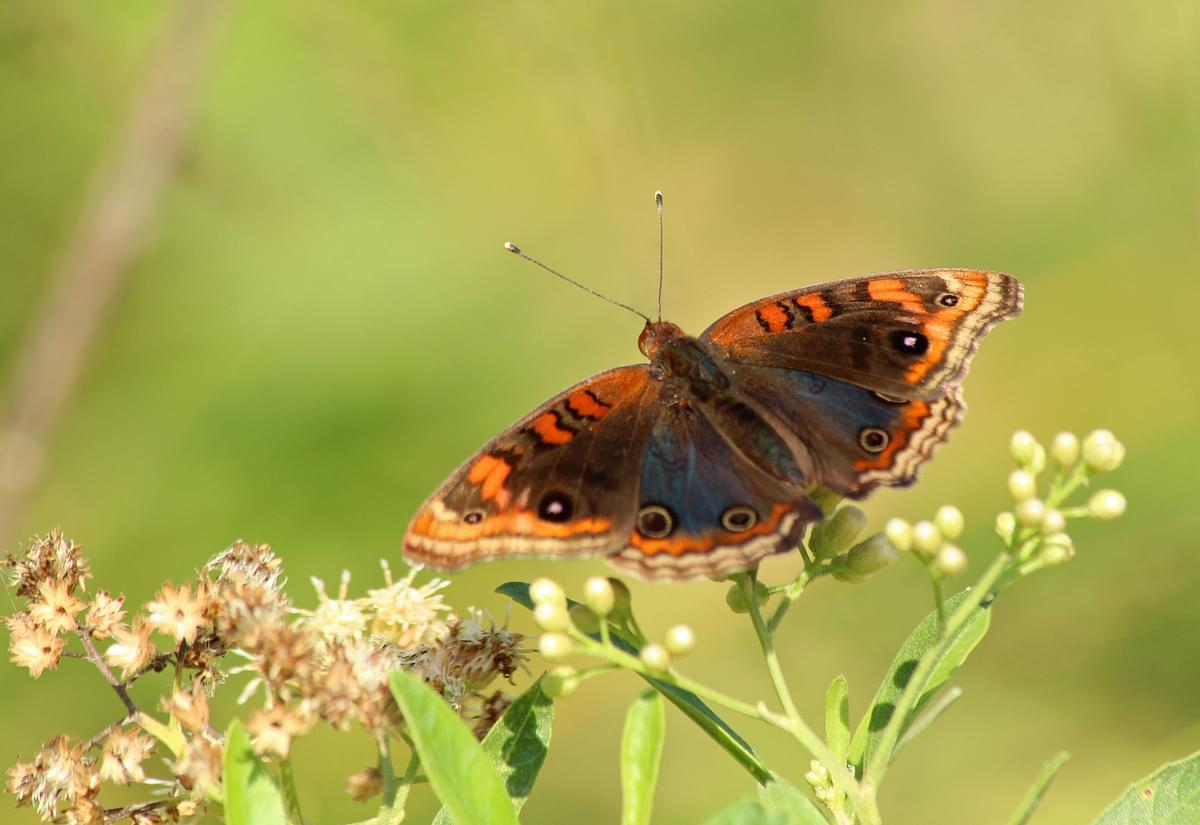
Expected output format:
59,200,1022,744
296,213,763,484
222,720,289,825
498,581,772,784
432,678,555,824
1007,751,1070,825
1091,750,1200,825
824,674,850,763
699,782,829,825
389,670,520,825
621,690,666,825
848,589,991,772
761,780,832,824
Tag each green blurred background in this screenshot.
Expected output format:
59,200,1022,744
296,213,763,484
2,2,1198,823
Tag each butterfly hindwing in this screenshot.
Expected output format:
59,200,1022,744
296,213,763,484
608,403,821,581
702,269,1022,401
729,365,964,496
404,366,661,569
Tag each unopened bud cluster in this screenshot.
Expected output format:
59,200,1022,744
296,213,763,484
804,502,901,585
884,504,968,578
997,429,1126,569
531,576,694,693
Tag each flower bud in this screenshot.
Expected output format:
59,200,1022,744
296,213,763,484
995,511,1016,542
1088,489,1126,520
568,603,600,634
1040,532,1075,565
1051,432,1080,466
1010,430,1039,465
543,666,579,698
843,534,899,578
884,518,913,552
639,643,671,673
933,544,967,577
538,632,573,662
1026,443,1047,475
1015,497,1046,527
810,506,867,559
606,578,634,624
1082,429,1125,472
1040,508,1066,535
1007,470,1037,501
663,624,696,657
584,577,615,617
529,578,565,608
934,506,965,540
911,520,943,555
725,580,768,614
533,602,570,633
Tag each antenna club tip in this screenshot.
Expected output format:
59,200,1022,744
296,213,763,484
654,191,664,205
503,242,522,255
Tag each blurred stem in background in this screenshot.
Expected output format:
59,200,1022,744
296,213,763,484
0,0,227,546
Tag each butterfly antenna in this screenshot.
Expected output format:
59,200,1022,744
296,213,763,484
504,242,651,324
655,191,664,321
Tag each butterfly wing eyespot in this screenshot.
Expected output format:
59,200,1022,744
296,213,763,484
636,504,674,538
858,427,890,453
720,506,758,533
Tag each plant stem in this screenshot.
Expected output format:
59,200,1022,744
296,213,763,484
741,574,874,824
862,549,1011,791
279,755,305,825
930,574,947,638
75,625,138,717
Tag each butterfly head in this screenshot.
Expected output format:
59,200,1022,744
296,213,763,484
638,320,684,359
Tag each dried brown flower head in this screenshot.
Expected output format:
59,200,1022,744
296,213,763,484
2,529,91,597
6,614,66,678
104,618,155,680
145,582,208,646
171,737,221,797
344,766,383,801
98,729,155,785
246,704,312,758
161,682,211,733
28,579,85,636
83,590,126,639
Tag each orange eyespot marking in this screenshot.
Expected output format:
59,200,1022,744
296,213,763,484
627,503,791,556
854,401,929,471
566,389,611,420
905,276,989,382
756,302,791,332
793,293,833,322
531,412,574,445
413,508,612,541
868,278,924,313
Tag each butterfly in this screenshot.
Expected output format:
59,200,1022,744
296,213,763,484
404,248,1021,581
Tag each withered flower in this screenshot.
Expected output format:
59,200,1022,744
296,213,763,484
172,737,221,797
161,682,210,733
105,619,154,680
6,614,66,678
98,728,156,785
145,582,208,646
344,766,383,801
246,704,312,758
84,590,126,639
2,529,91,597
28,579,85,636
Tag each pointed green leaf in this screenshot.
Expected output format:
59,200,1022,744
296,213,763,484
701,782,829,825
700,796,782,825
848,589,990,772
498,581,771,784
622,690,666,825
223,720,289,825
433,678,554,824
761,780,832,824
1091,751,1200,825
824,674,850,764
1007,751,1070,825
389,670,520,825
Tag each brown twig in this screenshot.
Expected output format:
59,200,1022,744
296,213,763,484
75,626,139,717
0,0,228,545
